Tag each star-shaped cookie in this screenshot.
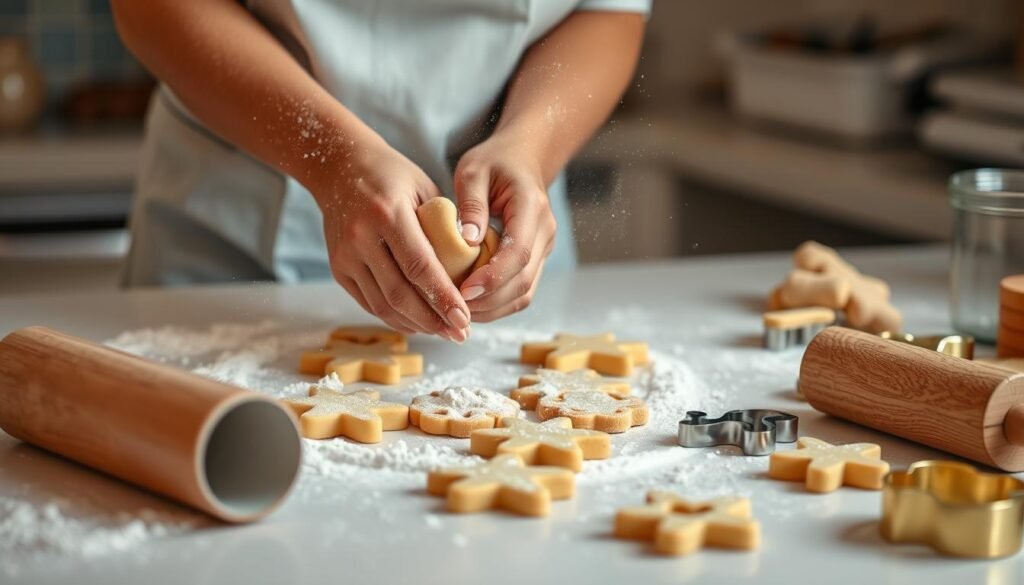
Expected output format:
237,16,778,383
470,417,610,472
427,454,575,516
615,491,761,556
520,333,649,376
329,325,407,351
768,436,890,492
537,391,648,433
512,368,631,410
281,387,409,442
299,340,422,384
409,387,520,438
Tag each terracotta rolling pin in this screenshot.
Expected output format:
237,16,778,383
0,327,302,522
801,327,1024,472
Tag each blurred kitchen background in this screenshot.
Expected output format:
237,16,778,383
1,0,1022,295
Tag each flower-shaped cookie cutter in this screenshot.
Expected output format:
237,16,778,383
880,460,1024,558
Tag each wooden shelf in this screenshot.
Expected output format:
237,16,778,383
579,100,958,240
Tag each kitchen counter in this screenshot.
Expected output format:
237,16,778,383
1,245,1021,585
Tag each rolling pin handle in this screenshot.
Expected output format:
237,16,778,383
1005,404,1024,447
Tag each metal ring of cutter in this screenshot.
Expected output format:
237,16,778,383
678,409,799,456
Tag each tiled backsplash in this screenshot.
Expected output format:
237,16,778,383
0,0,147,107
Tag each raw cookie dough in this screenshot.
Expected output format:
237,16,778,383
521,333,649,376
470,417,610,472
409,386,520,438
615,491,761,556
768,437,890,493
329,325,407,351
281,387,409,442
427,454,575,516
536,391,649,433
416,197,500,285
299,340,422,384
512,368,631,410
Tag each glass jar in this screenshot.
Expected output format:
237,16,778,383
950,169,1024,342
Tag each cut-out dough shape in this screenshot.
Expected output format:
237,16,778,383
512,368,631,410
329,325,407,351
536,391,648,433
427,454,575,516
615,491,761,556
409,386,521,438
416,197,500,285
520,333,649,376
470,417,610,472
281,388,409,442
299,340,422,384
768,436,890,493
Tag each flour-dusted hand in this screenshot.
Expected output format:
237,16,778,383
454,132,556,323
314,140,471,342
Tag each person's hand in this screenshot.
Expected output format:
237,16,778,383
314,140,471,342
453,132,557,322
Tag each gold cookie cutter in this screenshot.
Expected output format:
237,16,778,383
880,460,1024,558
878,332,975,359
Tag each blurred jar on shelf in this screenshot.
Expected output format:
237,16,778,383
0,37,45,133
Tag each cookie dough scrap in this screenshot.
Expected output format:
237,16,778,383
521,333,649,377
410,386,521,438
328,325,407,351
299,340,422,384
615,491,761,556
471,417,610,472
512,368,631,410
537,391,648,433
281,388,409,442
427,454,575,516
769,437,890,493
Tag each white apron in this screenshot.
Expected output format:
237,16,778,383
122,0,650,287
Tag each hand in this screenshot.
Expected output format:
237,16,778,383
453,132,557,322
314,140,471,342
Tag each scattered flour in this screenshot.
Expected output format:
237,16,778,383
410,386,520,418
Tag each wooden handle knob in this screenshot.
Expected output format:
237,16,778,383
1006,404,1024,447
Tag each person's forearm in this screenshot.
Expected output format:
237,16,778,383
494,11,645,184
112,0,381,196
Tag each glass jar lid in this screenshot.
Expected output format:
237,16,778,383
949,169,1024,217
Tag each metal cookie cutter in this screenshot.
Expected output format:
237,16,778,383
881,460,1024,558
878,332,975,359
678,409,799,456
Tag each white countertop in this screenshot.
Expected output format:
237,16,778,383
1,245,1022,585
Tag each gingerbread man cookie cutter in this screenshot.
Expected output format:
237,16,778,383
678,409,798,456
881,460,1024,558
878,331,975,359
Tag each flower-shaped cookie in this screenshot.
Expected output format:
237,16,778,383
299,340,422,384
281,387,409,442
537,391,648,433
410,386,520,438
521,333,649,376
768,437,890,493
329,325,407,351
470,417,610,472
427,454,575,516
512,368,630,410
615,491,761,556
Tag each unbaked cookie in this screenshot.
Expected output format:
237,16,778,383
536,391,648,433
299,340,422,384
470,417,610,472
768,436,890,493
416,197,500,285
328,325,407,351
512,368,631,410
281,387,409,442
427,454,575,516
521,333,649,376
615,491,761,556
409,386,521,438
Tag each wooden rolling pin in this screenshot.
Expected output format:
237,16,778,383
0,327,302,522
801,327,1024,472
